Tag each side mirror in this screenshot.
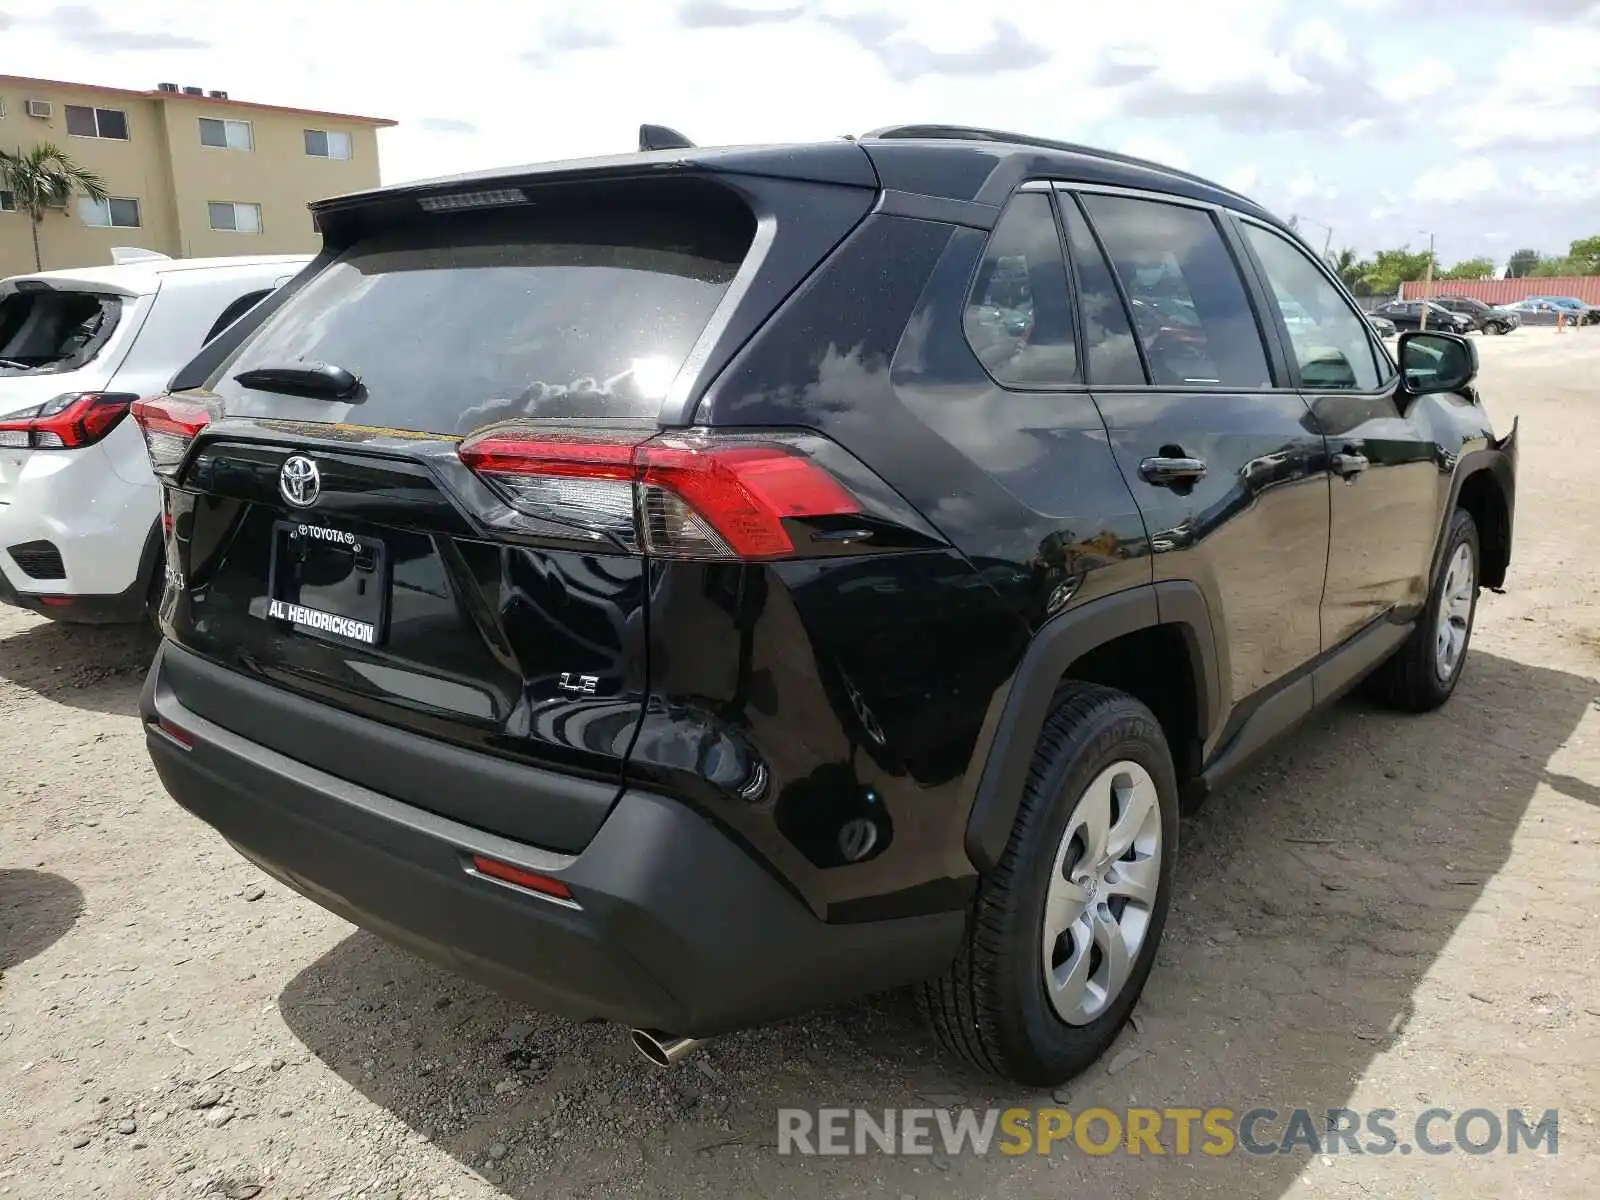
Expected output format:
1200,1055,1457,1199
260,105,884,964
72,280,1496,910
1398,330,1477,395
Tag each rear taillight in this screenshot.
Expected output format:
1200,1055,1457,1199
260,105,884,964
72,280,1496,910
457,428,861,560
0,392,138,450
131,395,212,478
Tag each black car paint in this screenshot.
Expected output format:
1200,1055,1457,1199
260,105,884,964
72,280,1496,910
1372,300,1475,335
143,131,1518,1028
1433,296,1517,334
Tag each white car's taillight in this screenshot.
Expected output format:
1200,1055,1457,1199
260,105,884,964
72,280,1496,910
0,392,139,450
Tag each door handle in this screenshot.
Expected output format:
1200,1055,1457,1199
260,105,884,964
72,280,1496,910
1139,455,1208,486
1331,450,1369,478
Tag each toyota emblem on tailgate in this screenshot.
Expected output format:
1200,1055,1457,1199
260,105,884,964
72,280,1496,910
279,455,321,507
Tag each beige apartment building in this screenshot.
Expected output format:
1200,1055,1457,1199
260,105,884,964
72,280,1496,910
0,74,395,277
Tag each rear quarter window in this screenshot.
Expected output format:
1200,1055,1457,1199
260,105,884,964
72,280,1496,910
209,194,756,434
961,191,1080,387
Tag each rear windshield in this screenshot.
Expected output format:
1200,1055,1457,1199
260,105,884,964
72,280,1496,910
210,195,755,434
0,289,123,376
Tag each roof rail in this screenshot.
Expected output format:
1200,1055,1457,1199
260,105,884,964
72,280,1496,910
861,124,1257,207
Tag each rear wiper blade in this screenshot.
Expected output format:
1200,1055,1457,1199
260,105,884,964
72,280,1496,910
232,360,361,400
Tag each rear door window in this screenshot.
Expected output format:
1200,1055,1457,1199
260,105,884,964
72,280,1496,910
1078,194,1273,389
210,198,755,433
1059,196,1145,385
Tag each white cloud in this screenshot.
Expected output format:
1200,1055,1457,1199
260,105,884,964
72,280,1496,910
1115,136,1194,171
1385,58,1455,101
1450,24,1600,149
1286,19,1353,66
0,0,1594,261
1517,164,1600,202
1223,164,1261,193
1411,158,1500,203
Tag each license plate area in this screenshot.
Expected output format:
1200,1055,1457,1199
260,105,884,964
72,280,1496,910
266,520,389,646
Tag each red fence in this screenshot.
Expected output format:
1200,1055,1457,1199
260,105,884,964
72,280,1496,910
1402,277,1600,304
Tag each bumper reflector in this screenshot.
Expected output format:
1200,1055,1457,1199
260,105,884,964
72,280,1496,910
468,854,575,903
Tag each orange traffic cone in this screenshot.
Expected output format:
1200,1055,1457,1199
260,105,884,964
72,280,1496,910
1557,310,1566,334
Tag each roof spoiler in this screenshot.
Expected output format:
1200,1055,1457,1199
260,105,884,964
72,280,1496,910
110,247,172,265
639,124,695,152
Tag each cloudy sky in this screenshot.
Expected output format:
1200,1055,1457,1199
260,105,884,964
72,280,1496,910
5,0,1599,267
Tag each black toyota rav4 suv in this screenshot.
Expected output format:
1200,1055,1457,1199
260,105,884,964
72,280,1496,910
134,125,1517,1087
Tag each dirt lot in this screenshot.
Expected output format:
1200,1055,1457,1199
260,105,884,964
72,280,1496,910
2,327,1597,1200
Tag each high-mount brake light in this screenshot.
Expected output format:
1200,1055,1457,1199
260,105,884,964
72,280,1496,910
0,392,139,450
418,188,528,212
131,396,212,477
457,430,861,560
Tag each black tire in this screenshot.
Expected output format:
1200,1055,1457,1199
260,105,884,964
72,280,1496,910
919,683,1179,1086
1366,507,1480,712
1488,322,1507,335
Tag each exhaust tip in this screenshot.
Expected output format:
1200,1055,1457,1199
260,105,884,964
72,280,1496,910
630,1028,701,1067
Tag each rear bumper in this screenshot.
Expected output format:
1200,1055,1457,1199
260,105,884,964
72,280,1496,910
140,641,962,1035
0,434,160,608
0,558,152,623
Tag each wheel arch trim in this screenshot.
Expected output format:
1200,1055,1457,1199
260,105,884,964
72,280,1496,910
962,582,1221,872
1432,427,1516,591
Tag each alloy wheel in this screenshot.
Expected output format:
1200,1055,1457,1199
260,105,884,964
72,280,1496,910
1434,542,1475,681
1041,760,1163,1026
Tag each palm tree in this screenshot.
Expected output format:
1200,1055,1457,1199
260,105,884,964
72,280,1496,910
1326,246,1371,295
0,143,109,272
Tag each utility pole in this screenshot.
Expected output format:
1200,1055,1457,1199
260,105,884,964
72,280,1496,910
1298,216,1335,262
1418,229,1436,331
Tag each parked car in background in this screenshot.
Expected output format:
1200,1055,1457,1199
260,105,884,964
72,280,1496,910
1370,299,1474,335
1523,295,1600,325
1493,298,1574,327
1367,313,1397,339
1433,295,1518,335
134,124,1517,1088
0,250,309,623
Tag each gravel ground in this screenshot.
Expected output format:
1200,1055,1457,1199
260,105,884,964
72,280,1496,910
1,327,1597,1199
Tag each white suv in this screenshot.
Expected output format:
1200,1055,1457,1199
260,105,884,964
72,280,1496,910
0,250,310,623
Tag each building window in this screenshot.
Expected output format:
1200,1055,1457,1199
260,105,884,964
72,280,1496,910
198,117,253,151
65,105,129,140
80,196,141,228
208,201,262,233
303,129,352,159
0,190,16,213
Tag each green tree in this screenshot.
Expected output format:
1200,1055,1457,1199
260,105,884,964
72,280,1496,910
1441,257,1495,280
0,143,109,272
1565,235,1600,275
1326,246,1374,294
1530,256,1576,277
1506,247,1541,278
1364,247,1438,296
